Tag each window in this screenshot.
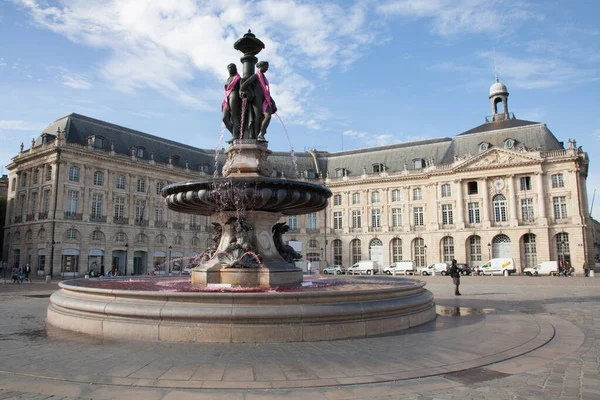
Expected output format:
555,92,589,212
352,210,361,228
371,209,381,228
137,233,148,244
413,159,425,169
191,236,200,246
135,200,146,222
335,168,344,178
391,238,402,262
441,184,451,197
20,173,27,187
170,155,180,166
115,232,126,242
137,178,145,193
19,195,25,217
307,213,317,231
553,196,568,219
467,181,478,195
413,238,425,268
94,136,106,148
520,176,532,191
91,194,103,218
308,239,318,248
92,231,103,241
155,207,164,224
371,191,380,204
413,187,422,201
469,236,482,264
156,235,166,245
352,192,360,205
190,215,198,227
551,174,564,188
333,194,342,206
202,164,211,174
523,234,537,269
29,194,37,215
333,211,343,230
521,198,534,221
93,171,104,186
414,207,424,227
391,189,401,202
372,163,383,173
442,237,454,263
68,166,80,182
116,175,125,189
66,229,78,240
114,198,125,220
556,232,570,264
156,181,164,195
468,202,480,224
136,147,145,158
442,204,454,225
42,190,50,213
287,215,298,231
46,166,52,182
493,194,508,222
175,236,184,246
392,208,402,227
33,169,39,185
66,190,79,215
333,239,343,265
350,239,361,264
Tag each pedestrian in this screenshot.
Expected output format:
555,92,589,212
307,261,312,275
25,264,31,280
583,262,589,277
449,259,461,296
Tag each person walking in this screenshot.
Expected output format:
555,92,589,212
449,259,461,296
307,261,312,275
25,264,31,280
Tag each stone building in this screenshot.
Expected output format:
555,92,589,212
3,79,594,276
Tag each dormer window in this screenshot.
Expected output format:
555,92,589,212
93,136,107,149
412,159,426,169
306,169,317,179
372,163,383,173
504,139,515,149
136,147,145,158
171,155,180,166
335,168,345,178
479,142,490,152
201,163,211,174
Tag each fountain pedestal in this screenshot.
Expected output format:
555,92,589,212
222,140,271,177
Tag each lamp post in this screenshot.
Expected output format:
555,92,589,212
124,243,129,276
487,243,491,260
320,247,324,273
168,245,172,275
424,245,428,268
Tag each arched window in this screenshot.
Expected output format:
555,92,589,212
136,233,148,244
308,239,318,248
493,194,508,222
174,235,184,246
523,234,537,269
412,238,425,268
202,163,211,174
156,235,166,245
469,235,482,265
350,239,361,264
14,232,21,243
332,239,342,265
556,233,570,264
91,230,104,241
492,234,511,259
115,232,127,243
442,236,454,263
25,230,33,243
93,171,104,186
191,236,200,246
390,238,402,262
66,228,78,240
37,228,46,241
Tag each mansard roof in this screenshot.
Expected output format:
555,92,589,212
457,118,539,136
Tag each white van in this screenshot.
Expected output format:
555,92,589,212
524,261,559,276
420,262,449,276
347,260,379,275
478,258,516,276
384,261,415,275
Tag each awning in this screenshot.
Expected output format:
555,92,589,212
62,249,80,256
37,248,46,255
154,251,166,257
88,249,104,256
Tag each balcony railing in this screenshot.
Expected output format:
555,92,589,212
173,222,186,230
113,217,128,225
368,226,382,232
351,227,363,233
64,212,82,220
190,224,203,231
306,228,320,234
89,215,107,223
26,214,35,222
391,226,403,232
135,219,149,227
154,221,168,228
288,227,300,233
38,212,49,220
14,216,23,223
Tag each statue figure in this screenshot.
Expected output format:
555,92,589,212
222,63,241,137
240,61,277,141
272,222,302,263
211,222,222,249
220,217,259,268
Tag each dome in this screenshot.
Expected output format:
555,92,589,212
489,80,508,97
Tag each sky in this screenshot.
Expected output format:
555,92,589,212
1,0,599,215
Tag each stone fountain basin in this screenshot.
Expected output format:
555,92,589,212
162,177,331,215
47,277,436,343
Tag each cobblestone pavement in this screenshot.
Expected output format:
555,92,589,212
0,275,599,399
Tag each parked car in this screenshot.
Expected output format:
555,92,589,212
181,267,194,275
456,263,472,275
478,258,516,276
323,265,346,275
384,261,415,275
347,260,379,275
524,261,559,276
420,262,449,276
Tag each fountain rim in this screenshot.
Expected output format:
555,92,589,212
161,176,332,197
57,277,426,299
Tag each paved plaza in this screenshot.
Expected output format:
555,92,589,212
0,275,599,399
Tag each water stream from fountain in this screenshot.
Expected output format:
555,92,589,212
274,113,299,178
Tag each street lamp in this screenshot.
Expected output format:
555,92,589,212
424,245,428,267
487,243,491,260
168,245,172,274
124,243,129,276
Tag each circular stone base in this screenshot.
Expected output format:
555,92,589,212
47,277,436,343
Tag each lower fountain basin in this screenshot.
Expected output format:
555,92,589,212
47,277,436,343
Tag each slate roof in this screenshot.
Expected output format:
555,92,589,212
458,118,539,136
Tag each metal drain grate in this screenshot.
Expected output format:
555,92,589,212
444,367,510,385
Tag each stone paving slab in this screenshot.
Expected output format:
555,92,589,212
0,276,598,399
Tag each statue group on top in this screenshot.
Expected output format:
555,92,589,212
222,61,277,141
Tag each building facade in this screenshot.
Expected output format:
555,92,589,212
3,80,594,276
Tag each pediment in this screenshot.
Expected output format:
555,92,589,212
456,148,541,171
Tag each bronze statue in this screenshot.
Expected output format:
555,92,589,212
222,63,242,137
240,61,277,141
219,217,259,268
272,222,302,263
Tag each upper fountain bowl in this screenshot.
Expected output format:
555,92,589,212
162,176,332,216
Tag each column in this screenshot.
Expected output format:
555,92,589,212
481,178,490,227
455,179,464,228
508,175,518,226
536,172,547,223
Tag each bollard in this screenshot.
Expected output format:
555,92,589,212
392,269,396,276
590,270,595,277
45,275,51,283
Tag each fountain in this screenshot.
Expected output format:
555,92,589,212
47,31,436,343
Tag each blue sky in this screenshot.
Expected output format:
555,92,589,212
1,0,599,214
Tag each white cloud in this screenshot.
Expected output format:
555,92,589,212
344,129,399,147
376,0,541,36
0,58,6,67
0,120,45,131
62,74,93,89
